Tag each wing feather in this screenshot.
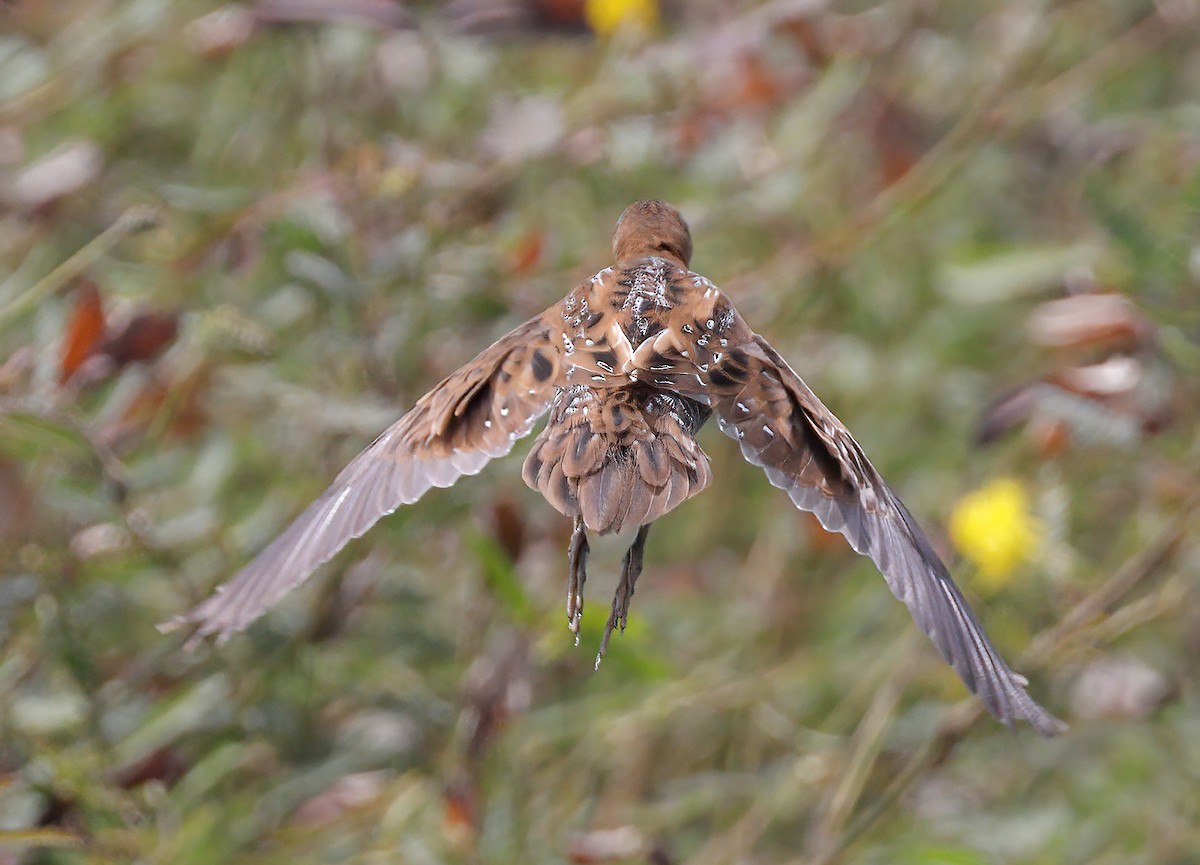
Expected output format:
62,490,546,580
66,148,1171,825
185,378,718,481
685,299,1062,734
163,314,562,644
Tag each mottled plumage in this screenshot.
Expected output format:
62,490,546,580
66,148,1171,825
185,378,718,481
165,200,1063,735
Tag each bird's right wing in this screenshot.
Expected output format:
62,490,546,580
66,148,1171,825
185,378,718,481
162,313,564,645
653,285,1063,734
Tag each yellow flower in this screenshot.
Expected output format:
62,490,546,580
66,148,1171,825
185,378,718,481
948,478,1044,592
585,0,658,36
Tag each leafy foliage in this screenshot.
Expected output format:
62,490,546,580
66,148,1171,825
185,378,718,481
1,1,1198,863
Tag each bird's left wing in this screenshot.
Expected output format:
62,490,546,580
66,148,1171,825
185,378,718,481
163,313,563,644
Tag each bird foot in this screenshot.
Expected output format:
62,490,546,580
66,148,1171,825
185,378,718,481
567,515,589,643
596,523,650,668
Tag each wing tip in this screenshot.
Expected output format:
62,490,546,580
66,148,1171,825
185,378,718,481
984,672,1067,737
156,614,186,636
157,605,243,652
1009,688,1069,737
1029,712,1070,737
1004,702,1068,737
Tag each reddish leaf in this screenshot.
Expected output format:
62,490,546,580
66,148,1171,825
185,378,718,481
99,364,210,450
734,55,783,110
108,747,189,790
1029,417,1071,458
976,386,1037,445
446,0,589,34
104,311,179,367
536,0,586,28
872,96,925,186
779,16,828,66
59,282,107,384
484,495,527,561
510,230,546,275
442,777,477,842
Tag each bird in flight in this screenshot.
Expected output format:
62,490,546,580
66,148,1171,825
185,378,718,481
164,200,1063,735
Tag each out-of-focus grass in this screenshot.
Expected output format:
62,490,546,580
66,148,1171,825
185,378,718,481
1,1,1198,863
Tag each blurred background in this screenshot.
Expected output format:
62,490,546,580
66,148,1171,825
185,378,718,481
1,0,1199,862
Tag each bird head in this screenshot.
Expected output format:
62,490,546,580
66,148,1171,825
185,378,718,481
612,200,693,267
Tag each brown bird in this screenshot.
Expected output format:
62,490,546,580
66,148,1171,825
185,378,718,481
165,200,1063,735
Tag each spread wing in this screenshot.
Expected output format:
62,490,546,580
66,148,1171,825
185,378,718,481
664,290,1062,733
162,314,563,645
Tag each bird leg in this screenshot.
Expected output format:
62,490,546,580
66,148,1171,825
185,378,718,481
566,514,589,643
596,522,651,668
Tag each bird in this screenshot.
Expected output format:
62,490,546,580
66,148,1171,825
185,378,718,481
163,200,1064,735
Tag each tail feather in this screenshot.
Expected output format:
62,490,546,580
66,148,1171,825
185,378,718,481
523,386,711,534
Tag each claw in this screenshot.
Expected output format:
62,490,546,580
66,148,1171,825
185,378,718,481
567,515,589,639
596,523,651,666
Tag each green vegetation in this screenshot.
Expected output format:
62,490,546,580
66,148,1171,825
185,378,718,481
1,1,1198,862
